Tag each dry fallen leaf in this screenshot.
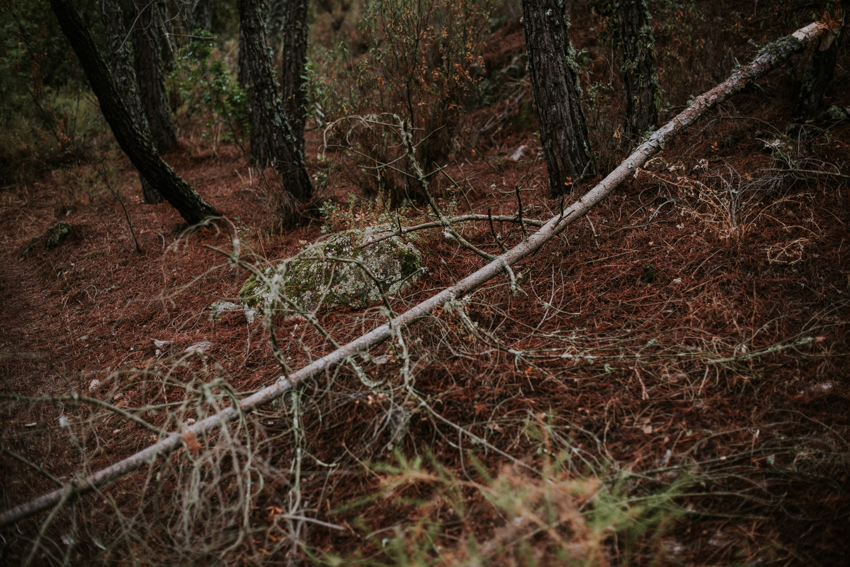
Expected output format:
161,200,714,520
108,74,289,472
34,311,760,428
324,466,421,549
182,431,201,453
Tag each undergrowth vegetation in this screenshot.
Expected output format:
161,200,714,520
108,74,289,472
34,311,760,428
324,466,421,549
1,0,849,566
169,31,248,154
310,0,495,203
0,0,103,186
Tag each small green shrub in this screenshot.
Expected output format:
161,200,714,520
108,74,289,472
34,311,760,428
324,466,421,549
169,30,248,148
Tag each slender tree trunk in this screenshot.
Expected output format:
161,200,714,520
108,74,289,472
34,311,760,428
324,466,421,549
238,0,312,204
191,0,214,31
613,0,659,145
155,0,176,72
795,9,845,115
131,0,177,153
278,0,309,158
521,0,594,196
99,0,163,204
50,0,219,225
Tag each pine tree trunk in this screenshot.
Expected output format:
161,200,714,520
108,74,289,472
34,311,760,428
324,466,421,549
131,0,177,153
266,0,285,56
237,0,312,204
99,0,163,204
278,0,309,158
191,0,214,31
521,0,594,196
155,0,176,72
50,0,219,225
614,0,658,145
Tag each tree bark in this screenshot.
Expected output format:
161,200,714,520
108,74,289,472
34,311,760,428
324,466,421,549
49,0,218,225
131,0,177,153
237,29,250,89
613,0,659,145
155,0,176,72
278,0,310,158
238,0,312,204
191,0,214,32
522,0,594,196
99,0,163,204
266,0,285,55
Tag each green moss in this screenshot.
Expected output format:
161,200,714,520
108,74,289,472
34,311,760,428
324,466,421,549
239,274,262,306
399,248,421,278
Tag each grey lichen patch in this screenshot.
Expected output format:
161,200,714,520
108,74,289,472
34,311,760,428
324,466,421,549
46,222,73,249
240,227,422,314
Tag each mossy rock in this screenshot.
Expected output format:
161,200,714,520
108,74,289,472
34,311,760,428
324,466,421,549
240,228,422,313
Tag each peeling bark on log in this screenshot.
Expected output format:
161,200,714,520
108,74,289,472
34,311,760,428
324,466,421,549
0,19,829,529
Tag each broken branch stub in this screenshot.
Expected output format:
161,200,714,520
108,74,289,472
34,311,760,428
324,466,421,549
0,19,828,529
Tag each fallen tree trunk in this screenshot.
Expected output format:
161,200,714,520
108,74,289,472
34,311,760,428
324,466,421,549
0,19,830,529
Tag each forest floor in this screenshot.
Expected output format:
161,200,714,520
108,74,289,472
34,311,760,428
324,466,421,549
2,3,850,566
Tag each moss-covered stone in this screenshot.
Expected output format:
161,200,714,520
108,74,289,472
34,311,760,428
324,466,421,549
240,227,422,313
